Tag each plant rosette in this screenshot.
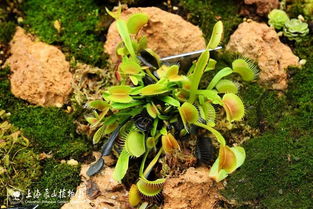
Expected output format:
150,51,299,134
85,6,257,208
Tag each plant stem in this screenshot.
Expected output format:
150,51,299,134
188,50,210,103
194,122,226,146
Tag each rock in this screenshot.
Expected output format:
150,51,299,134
67,159,79,166
162,167,222,209
5,27,72,106
105,7,206,64
61,165,130,209
244,0,280,16
226,21,300,90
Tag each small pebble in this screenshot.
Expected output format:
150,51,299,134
299,59,307,66
67,159,79,166
17,17,24,23
298,15,305,22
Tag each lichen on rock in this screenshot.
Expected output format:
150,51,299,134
226,20,300,90
105,7,206,64
5,27,73,107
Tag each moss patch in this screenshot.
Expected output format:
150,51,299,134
239,83,287,129
30,159,81,209
222,131,313,209
9,106,90,159
0,21,16,44
177,0,242,42
0,112,42,201
23,0,108,66
222,35,313,208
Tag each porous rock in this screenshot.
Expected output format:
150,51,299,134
5,27,72,106
244,0,280,16
226,21,300,90
105,7,206,64
162,167,222,209
61,165,130,209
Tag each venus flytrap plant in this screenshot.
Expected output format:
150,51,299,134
86,6,258,207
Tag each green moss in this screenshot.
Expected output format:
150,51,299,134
222,32,313,209
0,68,90,159
9,106,90,159
0,21,16,44
0,112,42,201
239,83,287,129
178,0,242,42
23,0,107,66
222,131,313,209
30,159,81,209
0,67,24,112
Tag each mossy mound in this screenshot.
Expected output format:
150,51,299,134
0,110,42,202
23,0,107,66
29,159,81,209
222,35,313,208
9,106,90,159
222,131,313,209
178,0,242,42
239,83,287,129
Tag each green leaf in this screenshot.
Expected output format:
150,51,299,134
125,130,146,157
179,102,199,131
230,146,246,171
160,96,180,107
119,57,141,75
93,125,106,144
116,19,136,59
232,59,256,81
137,177,165,197
85,116,98,125
129,75,139,85
205,58,217,72
111,100,143,110
146,103,159,119
207,21,223,49
216,79,238,94
105,85,133,103
150,118,158,137
222,93,245,122
139,83,169,96
127,13,149,34
196,90,222,104
113,150,130,182
202,102,216,123
88,100,110,111
208,145,246,182
207,67,233,90
188,50,210,103
194,122,226,145
129,184,142,207
208,157,228,182
105,6,121,19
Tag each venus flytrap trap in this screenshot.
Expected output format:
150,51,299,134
86,6,257,207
